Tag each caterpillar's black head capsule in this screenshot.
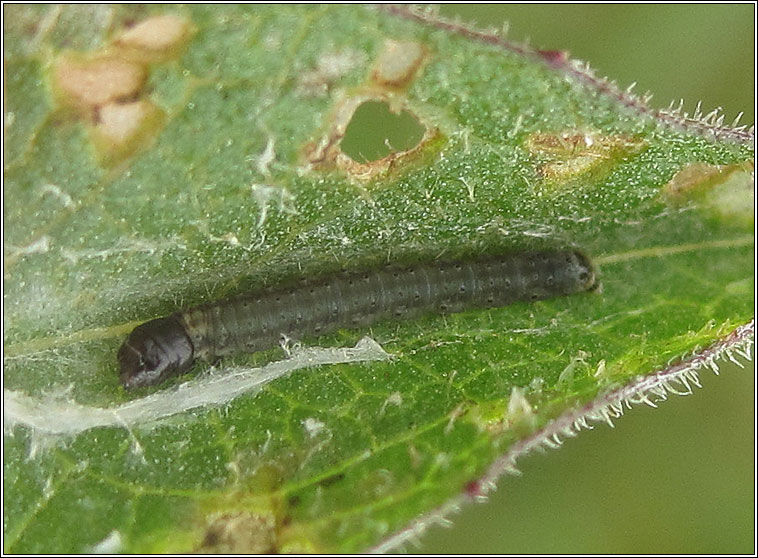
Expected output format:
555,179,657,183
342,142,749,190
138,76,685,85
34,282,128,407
118,316,195,390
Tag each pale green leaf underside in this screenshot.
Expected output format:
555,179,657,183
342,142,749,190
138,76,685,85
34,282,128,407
3,5,753,553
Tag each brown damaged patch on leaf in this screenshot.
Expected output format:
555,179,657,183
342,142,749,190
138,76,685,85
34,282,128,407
303,92,443,181
303,37,439,182
197,512,277,554
663,160,754,224
193,460,320,554
113,14,193,62
92,99,166,162
54,54,146,110
662,161,753,197
526,131,647,191
370,39,427,89
49,12,192,166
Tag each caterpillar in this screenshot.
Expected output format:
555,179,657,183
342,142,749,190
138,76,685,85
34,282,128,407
118,249,596,389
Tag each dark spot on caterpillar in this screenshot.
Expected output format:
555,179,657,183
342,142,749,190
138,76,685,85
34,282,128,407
118,249,596,389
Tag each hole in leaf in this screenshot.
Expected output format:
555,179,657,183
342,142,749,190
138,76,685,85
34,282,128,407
340,100,425,163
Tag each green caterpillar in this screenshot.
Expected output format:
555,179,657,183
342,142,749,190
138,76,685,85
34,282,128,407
118,249,596,389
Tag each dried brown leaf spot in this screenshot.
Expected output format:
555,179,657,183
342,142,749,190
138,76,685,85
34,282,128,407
96,100,152,143
54,55,146,109
662,161,750,198
304,94,441,182
114,14,192,61
370,39,427,89
303,37,437,181
197,512,277,554
91,100,165,164
50,12,193,166
526,131,646,189
662,160,754,224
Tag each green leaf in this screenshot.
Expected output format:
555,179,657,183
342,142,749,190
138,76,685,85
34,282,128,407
3,5,753,553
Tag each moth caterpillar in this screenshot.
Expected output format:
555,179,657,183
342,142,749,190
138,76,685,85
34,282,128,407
118,249,596,389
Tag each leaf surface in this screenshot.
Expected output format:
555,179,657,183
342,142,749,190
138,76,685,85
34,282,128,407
3,5,753,553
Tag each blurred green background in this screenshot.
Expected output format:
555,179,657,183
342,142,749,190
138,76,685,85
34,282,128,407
406,4,754,554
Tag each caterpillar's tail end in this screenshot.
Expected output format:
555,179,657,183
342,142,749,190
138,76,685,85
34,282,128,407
118,316,195,390
571,249,598,292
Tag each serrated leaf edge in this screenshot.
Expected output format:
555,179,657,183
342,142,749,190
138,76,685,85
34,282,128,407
377,4,754,145
370,319,754,553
